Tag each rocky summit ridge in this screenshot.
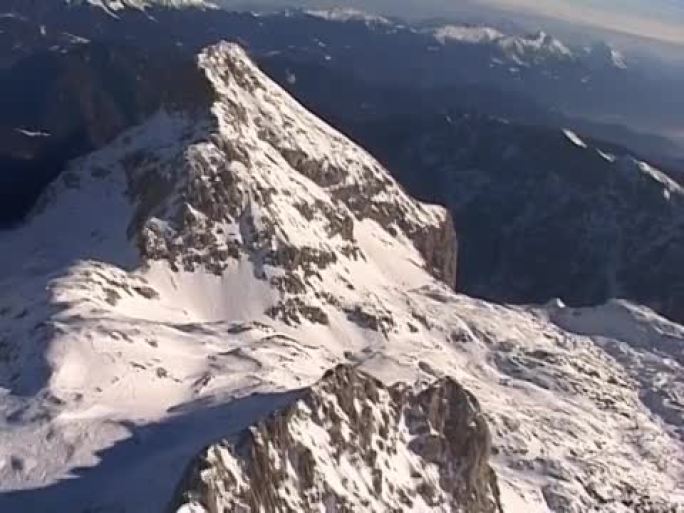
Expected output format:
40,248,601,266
173,364,502,513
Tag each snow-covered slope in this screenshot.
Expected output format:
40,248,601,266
0,42,682,513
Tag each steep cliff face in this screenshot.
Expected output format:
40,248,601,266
173,365,501,513
413,212,459,288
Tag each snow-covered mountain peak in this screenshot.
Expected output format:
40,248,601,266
123,41,457,324
4,37,458,344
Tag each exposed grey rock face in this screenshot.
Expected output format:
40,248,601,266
413,212,459,288
172,365,502,513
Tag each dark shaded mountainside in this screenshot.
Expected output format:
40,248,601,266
1,1,684,324
0,42,211,225
355,114,684,322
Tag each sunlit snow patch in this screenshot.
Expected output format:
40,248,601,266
563,129,588,148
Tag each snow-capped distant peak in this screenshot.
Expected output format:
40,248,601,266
304,7,390,25
433,24,574,65
66,0,216,13
610,48,628,69
498,30,574,64
525,30,572,56
434,25,504,44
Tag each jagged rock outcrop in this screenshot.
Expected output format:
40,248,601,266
172,365,502,513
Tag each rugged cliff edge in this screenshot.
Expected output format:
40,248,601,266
172,365,501,513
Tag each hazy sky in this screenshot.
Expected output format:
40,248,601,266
475,0,684,44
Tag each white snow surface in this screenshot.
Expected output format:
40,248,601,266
0,41,682,513
434,25,505,45
14,128,51,138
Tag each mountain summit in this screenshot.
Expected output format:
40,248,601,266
0,42,682,513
